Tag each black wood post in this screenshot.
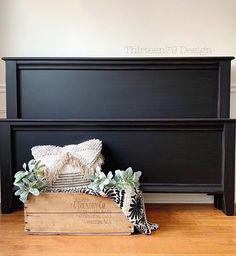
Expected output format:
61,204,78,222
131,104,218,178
221,122,235,215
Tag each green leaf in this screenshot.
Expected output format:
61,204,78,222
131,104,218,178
116,183,124,191
100,172,106,179
13,181,24,188
29,188,40,196
88,166,142,193
28,159,36,172
13,159,47,203
99,183,105,191
14,189,24,196
133,171,142,179
88,183,98,190
95,167,101,175
14,171,28,182
103,178,110,185
126,167,133,177
22,163,27,171
19,190,29,203
20,193,28,203
31,180,37,186
22,178,32,186
36,181,46,190
107,171,113,180
34,160,40,170
14,171,24,178
115,169,121,176
90,175,96,180
27,172,35,182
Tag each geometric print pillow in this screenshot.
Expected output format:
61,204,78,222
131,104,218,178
31,139,104,192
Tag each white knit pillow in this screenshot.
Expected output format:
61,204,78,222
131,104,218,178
31,139,104,192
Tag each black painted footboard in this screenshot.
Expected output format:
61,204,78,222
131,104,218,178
0,119,235,215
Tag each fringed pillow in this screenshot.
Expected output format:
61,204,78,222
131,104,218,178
31,139,104,192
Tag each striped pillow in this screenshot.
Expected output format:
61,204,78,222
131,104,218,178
31,139,104,192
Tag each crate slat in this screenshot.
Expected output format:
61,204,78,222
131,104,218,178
24,193,133,235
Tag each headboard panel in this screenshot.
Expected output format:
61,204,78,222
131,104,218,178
3,57,234,119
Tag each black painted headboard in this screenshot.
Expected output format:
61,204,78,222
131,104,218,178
1,57,235,215
3,57,234,119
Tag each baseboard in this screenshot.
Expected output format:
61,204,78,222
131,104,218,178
0,84,5,93
143,193,214,203
0,109,6,118
231,84,236,93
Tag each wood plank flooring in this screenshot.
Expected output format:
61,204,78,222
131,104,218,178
1,204,236,256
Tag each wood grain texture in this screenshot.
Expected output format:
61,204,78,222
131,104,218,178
25,193,122,213
24,193,133,235
1,204,236,256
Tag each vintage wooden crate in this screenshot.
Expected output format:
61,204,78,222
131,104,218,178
24,193,133,235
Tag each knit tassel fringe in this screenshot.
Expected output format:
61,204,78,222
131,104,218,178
45,153,104,187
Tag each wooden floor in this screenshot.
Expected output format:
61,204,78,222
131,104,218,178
1,204,236,256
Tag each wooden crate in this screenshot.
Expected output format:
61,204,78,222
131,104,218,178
24,193,133,235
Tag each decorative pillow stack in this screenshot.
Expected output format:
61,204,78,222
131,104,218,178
31,139,103,192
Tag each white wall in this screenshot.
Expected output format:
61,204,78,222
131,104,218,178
0,0,236,203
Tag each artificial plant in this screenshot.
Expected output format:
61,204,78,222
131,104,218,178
13,160,47,203
89,167,142,192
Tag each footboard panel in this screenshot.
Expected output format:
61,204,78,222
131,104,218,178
0,119,235,215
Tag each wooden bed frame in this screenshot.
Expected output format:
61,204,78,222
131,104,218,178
0,57,235,215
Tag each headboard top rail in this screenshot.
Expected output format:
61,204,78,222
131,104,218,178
2,56,235,61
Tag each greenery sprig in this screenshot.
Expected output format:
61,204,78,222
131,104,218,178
13,160,47,203
88,167,142,192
